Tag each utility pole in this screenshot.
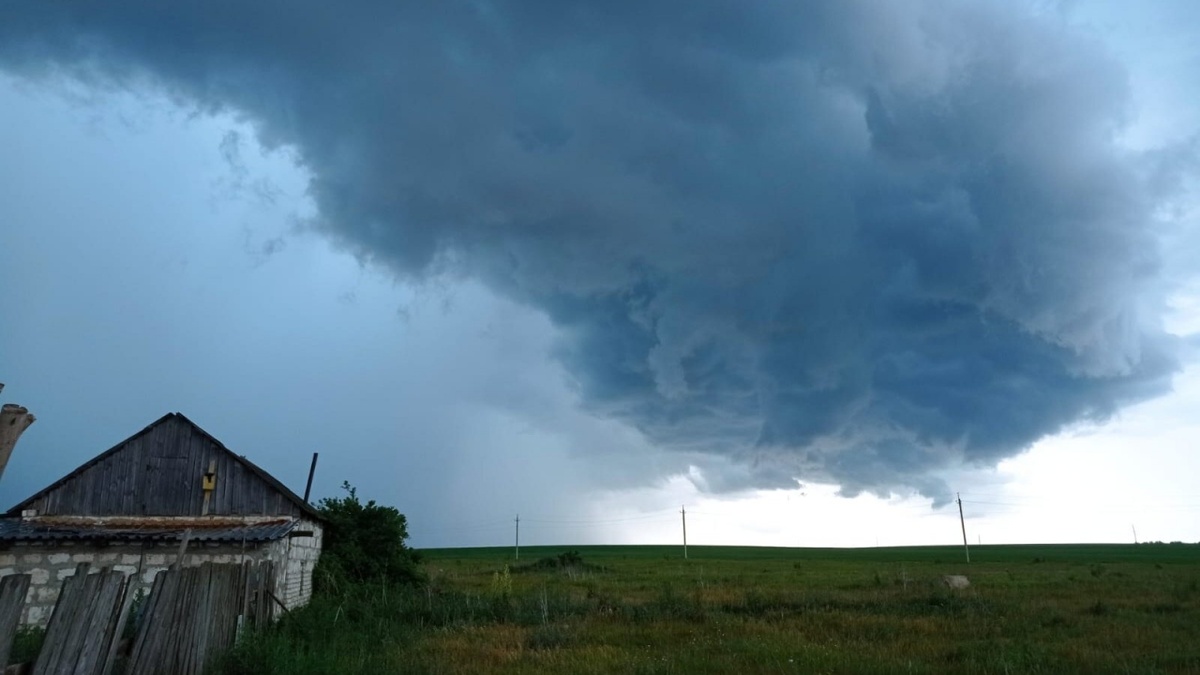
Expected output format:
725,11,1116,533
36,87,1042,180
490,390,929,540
1132,524,1138,545
956,493,970,563
681,505,688,560
514,514,520,560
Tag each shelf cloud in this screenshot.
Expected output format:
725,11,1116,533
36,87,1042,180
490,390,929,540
2,0,1192,501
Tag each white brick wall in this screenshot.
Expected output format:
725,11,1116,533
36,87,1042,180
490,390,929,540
262,518,323,611
0,523,322,627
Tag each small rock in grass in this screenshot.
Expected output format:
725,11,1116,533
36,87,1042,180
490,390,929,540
942,575,970,590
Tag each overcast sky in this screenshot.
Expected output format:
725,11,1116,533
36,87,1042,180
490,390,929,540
1,1,1198,548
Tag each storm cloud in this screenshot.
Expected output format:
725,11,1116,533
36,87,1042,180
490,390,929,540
1,0,1191,501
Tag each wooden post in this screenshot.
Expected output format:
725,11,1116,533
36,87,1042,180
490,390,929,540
303,452,319,503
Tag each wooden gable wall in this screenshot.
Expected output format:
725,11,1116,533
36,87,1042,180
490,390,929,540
21,415,308,518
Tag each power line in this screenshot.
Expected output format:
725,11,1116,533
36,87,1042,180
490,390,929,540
521,510,679,524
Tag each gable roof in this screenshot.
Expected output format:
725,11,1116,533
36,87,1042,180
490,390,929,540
6,412,324,521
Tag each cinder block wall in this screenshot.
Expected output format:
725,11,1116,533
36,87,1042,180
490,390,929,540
0,540,273,626
0,521,323,626
265,518,324,610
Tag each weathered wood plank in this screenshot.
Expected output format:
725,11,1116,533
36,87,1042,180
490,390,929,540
23,415,308,518
128,562,257,675
32,565,127,675
100,573,135,675
0,573,31,668
72,571,124,675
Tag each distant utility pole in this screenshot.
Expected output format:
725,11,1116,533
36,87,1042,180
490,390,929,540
514,514,520,560
1132,524,1138,545
681,505,688,560
957,493,970,564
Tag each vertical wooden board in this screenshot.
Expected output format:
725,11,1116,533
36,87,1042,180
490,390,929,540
34,564,90,675
251,564,264,627
72,572,122,675
212,453,226,514
148,423,170,515
123,439,138,513
155,567,188,674
185,422,206,516
137,572,174,675
131,571,171,675
226,462,242,515
239,560,252,626
183,435,200,517
213,458,226,515
125,570,161,667
173,566,198,672
113,449,129,513
262,561,275,625
137,437,152,515
186,565,214,674
57,570,104,674
32,571,77,675
185,565,208,675
105,449,119,513
212,566,235,654
219,461,233,515
100,573,134,675
164,568,188,675
129,432,147,514
210,565,232,666
127,569,171,675
0,574,31,668
95,572,127,673
99,456,110,513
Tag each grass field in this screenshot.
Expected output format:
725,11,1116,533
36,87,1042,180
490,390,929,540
218,543,1200,674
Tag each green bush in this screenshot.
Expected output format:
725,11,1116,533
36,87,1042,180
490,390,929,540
314,481,423,590
9,625,43,666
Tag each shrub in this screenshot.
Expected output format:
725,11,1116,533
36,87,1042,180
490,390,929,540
515,550,605,574
314,481,423,590
9,625,44,665
491,565,513,598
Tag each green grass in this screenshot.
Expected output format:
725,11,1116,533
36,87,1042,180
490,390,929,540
216,543,1200,674
427,542,1200,564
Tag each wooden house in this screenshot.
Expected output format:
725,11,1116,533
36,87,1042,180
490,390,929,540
0,412,324,625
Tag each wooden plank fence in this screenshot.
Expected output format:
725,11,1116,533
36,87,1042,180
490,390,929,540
126,561,275,675
0,561,276,675
33,564,128,675
0,574,31,668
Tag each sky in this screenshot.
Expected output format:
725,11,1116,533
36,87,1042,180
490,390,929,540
1,1,1198,549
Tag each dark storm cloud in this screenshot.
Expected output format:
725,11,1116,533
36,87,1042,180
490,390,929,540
1,0,1190,500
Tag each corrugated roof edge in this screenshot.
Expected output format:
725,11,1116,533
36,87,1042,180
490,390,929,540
0,516,298,543
5,412,327,522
